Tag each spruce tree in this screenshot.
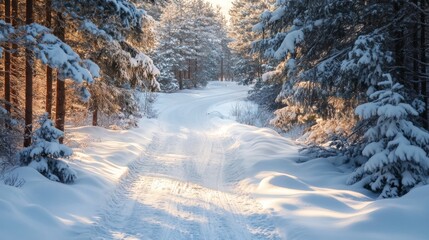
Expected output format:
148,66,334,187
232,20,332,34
20,113,76,183
350,75,429,198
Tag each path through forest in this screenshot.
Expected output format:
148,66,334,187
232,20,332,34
85,83,281,239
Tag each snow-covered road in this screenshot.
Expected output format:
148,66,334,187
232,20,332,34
87,83,280,239
3,82,428,240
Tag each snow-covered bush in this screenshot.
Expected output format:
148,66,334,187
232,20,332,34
230,102,257,125
20,114,76,184
348,75,429,198
1,173,25,188
231,102,273,127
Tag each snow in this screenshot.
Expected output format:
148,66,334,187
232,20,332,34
269,6,287,23
83,60,101,79
274,29,304,59
20,23,98,85
1,82,428,239
130,53,160,77
81,20,113,41
261,71,278,82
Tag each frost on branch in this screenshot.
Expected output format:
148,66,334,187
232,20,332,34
54,0,148,41
340,33,393,94
23,24,98,85
349,74,429,198
1,22,98,89
20,114,76,184
130,53,161,91
274,29,304,60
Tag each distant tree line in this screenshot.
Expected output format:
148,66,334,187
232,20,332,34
153,0,233,92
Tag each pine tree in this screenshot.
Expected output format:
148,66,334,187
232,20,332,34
52,0,160,126
249,0,429,197
350,75,429,198
229,0,272,84
154,0,229,91
20,113,76,183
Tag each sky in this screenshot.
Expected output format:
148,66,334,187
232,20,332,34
207,0,233,20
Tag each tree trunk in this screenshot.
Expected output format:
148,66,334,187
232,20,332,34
55,12,66,143
11,0,18,108
421,0,428,129
188,59,191,79
4,0,11,114
46,0,53,117
24,0,34,147
92,108,98,126
394,2,405,84
178,70,183,90
195,59,198,82
220,56,224,81
413,0,420,93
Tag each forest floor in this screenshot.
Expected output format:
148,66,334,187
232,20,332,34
0,82,428,240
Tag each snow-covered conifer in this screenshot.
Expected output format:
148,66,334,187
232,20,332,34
154,0,229,90
20,114,76,184
229,0,274,84
349,75,429,198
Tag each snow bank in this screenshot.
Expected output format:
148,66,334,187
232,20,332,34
214,121,429,240
0,119,159,239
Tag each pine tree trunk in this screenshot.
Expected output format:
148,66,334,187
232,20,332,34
11,0,18,108
195,59,198,82
54,12,66,143
46,0,53,117
24,0,34,147
92,108,98,126
220,57,224,81
421,0,428,129
193,68,196,88
178,70,183,90
394,2,405,84
413,0,420,93
4,0,11,114
188,59,191,79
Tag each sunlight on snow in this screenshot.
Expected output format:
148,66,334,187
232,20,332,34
129,175,266,234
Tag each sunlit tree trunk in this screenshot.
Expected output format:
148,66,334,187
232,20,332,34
92,97,98,126
4,0,11,114
46,0,53,117
11,0,18,108
55,12,65,143
24,0,34,147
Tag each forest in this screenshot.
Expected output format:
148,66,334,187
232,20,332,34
244,0,429,198
1,0,429,207
1,0,429,239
